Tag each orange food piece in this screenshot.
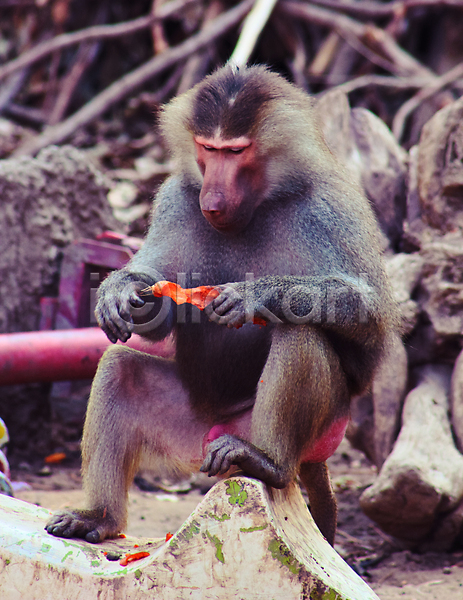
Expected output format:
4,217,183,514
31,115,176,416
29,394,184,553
151,281,219,310
118,533,127,539
165,532,173,542
119,551,150,566
145,281,266,327
247,316,267,327
44,452,66,464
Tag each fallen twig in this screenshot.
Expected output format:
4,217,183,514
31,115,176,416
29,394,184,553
151,0,170,55
334,74,429,94
336,528,375,549
281,0,434,79
0,0,197,84
339,28,405,77
3,103,47,126
0,70,27,112
307,0,463,19
176,0,222,95
47,41,100,125
230,0,279,67
13,0,254,157
392,61,463,141
309,32,341,77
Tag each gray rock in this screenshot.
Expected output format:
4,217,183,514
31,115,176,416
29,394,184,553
417,95,463,233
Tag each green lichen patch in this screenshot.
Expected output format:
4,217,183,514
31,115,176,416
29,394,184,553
40,543,52,553
62,540,81,549
183,520,201,540
226,481,248,507
79,544,101,563
61,550,73,563
206,531,225,563
240,524,268,533
171,519,201,549
268,539,300,575
208,512,231,522
310,588,342,600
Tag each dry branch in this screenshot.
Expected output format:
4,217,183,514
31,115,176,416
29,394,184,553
309,32,341,77
176,0,222,95
393,61,463,141
335,74,429,94
0,70,27,112
47,41,99,126
230,0,279,67
338,30,405,77
308,0,463,19
151,0,171,55
3,103,46,126
281,0,434,79
0,0,197,84
13,0,254,157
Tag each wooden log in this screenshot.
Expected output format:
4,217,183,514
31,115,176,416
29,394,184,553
360,365,463,549
315,88,408,249
371,334,408,468
450,348,463,453
347,253,418,464
417,95,463,233
0,476,379,600
384,252,423,337
347,333,407,468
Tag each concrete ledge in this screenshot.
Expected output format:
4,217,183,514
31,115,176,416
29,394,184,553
0,476,378,599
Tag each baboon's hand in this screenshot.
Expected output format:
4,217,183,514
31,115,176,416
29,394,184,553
95,275,146,343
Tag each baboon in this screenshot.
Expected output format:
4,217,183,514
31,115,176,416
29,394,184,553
46,64,395,546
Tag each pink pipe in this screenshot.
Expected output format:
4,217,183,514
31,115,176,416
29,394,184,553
0,328,174,385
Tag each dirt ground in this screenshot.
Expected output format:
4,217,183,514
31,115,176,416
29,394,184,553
10,439,463,600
